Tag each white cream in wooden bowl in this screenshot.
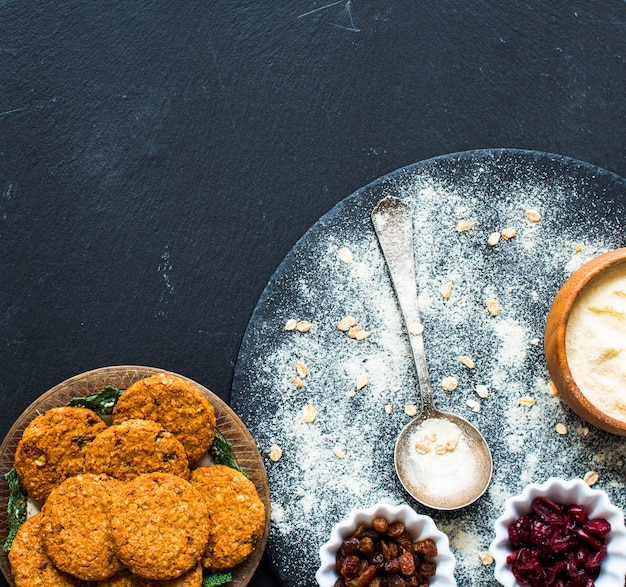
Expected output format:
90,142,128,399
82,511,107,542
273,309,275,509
566,261,626,423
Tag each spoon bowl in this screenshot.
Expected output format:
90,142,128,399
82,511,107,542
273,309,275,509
371,195,493,510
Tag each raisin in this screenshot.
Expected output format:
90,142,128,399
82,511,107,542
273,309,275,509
387,522,405,537
398,552,415,576
359,537,375,557
357,565,377,587
373,517,389,533
341,556,361,579
417,561,436,578
413,539,437,558
383,559,400,575
342,538,361,556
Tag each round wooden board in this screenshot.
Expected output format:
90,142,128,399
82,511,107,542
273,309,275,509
0,365,270,587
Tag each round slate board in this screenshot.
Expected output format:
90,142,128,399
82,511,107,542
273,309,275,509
231,149,626,587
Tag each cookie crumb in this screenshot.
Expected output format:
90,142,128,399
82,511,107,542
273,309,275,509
479,551,494,565
555,423,568,435
355,374,368,390
440,281,453,299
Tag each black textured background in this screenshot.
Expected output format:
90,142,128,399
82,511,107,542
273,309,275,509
1,2,625,587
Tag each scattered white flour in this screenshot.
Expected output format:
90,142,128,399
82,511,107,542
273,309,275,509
231,154,626,587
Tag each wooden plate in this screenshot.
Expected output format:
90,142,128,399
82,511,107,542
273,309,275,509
0,365,270,587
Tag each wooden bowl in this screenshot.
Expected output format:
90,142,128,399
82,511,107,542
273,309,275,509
544,248,626,435
0,366,270,587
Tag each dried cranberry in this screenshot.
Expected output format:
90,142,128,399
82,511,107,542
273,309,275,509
584,518,611,536
531,497,569,526
567,504,588,524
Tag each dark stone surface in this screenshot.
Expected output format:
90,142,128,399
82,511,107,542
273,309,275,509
0,2,625,587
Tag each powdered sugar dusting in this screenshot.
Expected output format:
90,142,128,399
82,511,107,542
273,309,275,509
232,152,626,587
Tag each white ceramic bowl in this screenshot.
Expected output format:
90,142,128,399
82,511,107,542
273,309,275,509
490,477,626,587
316,502,457,587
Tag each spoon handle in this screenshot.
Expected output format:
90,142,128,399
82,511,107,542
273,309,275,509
371,195,436,416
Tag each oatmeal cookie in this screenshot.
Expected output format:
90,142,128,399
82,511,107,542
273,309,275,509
109,472,209,580
112,373,215,465
14,406,107,502
8,513,89,587
41,473,124,581
190,465,265,570
97,565,202,587
84,418,190,482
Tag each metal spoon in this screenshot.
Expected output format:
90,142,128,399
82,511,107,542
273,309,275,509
371,195,493,510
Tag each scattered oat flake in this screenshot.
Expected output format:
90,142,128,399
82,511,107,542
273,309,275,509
479,552,494,565
555,423,568,435
284,319,298,331
578,426,590,436
466,399,481,412
441,376,458,392
303,405,318,423
487,231,501,246
501,227,517,240
459,355,475,369
355,374,368,390
408,322,424,336
337,316,356,332
333,445,346,459
526,209,542,223
583,470,599,486
547,381,558,396
347,325,362,339
404,405,417,417
385,405,393,415
456,219,473,232
296,320,312,333
291,377,304,389
347,388,356,398
440,281,453,299
268,444,282,462
518,396,535,407
475,385,489,399
487,299,499,316
354,329,370,341
337,247,354,264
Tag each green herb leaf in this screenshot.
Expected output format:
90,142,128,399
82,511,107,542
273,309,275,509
202,570,233,587
68,385,122,415
3,468,27,552
209,430,246,476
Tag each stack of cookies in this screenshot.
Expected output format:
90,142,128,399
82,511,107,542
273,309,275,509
8,373,266,587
